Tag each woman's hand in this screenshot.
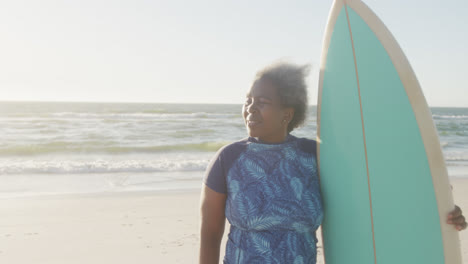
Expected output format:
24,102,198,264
447,205,467,231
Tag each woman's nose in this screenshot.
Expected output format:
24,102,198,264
246,102,258,113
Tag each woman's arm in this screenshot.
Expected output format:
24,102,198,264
199,184,227,264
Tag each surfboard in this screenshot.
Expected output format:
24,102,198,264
316,0,462,263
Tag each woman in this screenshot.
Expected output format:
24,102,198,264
199,62,466,264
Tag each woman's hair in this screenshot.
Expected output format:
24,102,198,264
254,62,310,133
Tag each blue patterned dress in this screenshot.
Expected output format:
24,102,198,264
204,135,323,264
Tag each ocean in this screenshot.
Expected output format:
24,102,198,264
0,101,467,198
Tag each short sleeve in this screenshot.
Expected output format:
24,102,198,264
203,147,227,194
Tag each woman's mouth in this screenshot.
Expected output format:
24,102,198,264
247,120,261,128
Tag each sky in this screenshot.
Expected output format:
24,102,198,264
0,0,467,106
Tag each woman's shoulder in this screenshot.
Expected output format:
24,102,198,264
219,138,249,152
291,135,317,144
291,135,318,156
212,138,250,160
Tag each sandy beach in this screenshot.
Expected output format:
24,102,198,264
1,179,467,264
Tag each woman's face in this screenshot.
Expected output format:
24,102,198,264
242,79,293,143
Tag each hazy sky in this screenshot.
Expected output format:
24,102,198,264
0,0,467,106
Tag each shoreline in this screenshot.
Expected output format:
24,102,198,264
0,186,203,201
0,171,205,200
3,174,466,200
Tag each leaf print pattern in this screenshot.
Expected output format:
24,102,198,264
244,159,267,180
247,216,283,230
229,180,240,200
223,137,323,264
294,256,305,264
251,233,271,254
290,177,303,200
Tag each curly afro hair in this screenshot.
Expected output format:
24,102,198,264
254,62,310,133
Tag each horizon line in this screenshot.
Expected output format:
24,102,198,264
0,99,467,108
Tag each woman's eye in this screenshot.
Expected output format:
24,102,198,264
244,98,269,107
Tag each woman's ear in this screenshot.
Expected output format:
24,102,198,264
284,108,295,123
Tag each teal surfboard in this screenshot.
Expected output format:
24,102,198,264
317,0,462,263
